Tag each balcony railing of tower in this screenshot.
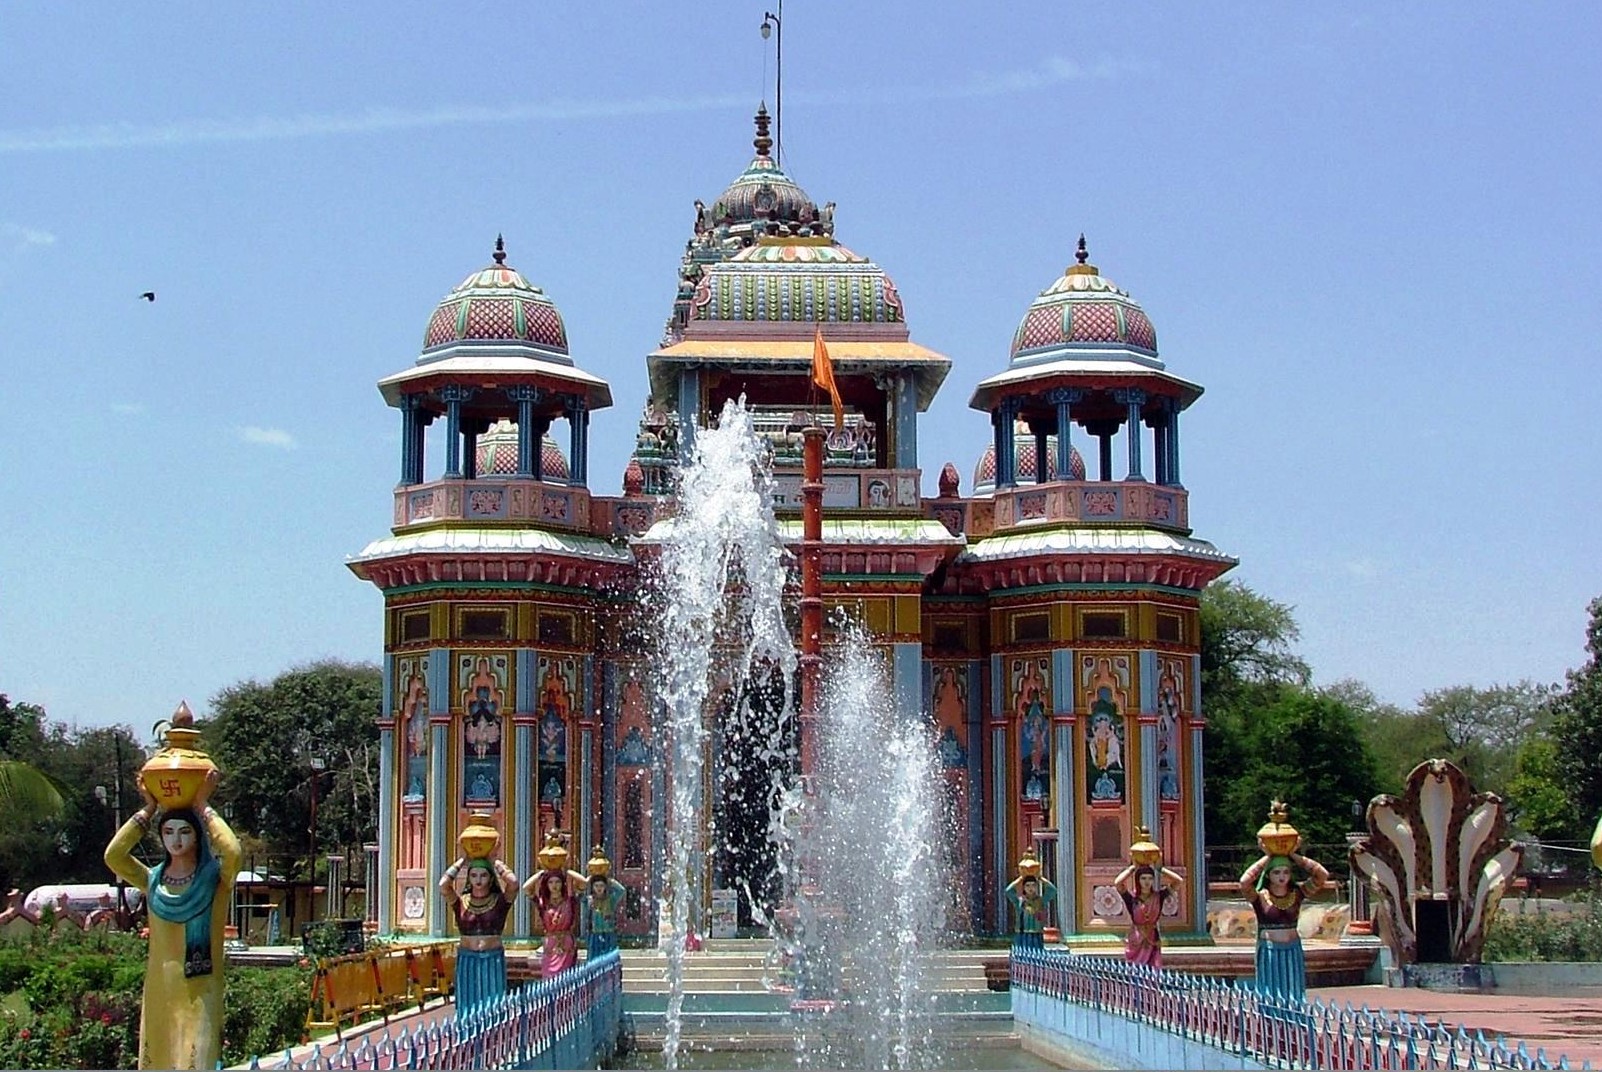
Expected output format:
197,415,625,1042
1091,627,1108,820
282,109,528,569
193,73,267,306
925,479,1190,539
393,477,594,533
1010,950,1588,1071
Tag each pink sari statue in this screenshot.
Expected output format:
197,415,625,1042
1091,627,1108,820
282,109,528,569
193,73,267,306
1115,862,1182,969
525,868,584,978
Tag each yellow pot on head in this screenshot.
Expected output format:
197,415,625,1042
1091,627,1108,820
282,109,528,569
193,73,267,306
140,701,217,812
1129,826,1162,867
586,845,612,878
458,813,500,859
1016,846,1043,879
537,831,570,873
1256,800,1300,857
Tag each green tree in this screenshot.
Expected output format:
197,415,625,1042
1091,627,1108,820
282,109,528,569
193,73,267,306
1505,736,1573,841
0,696,66,893
1412,681,1553,795
1319,679,1437,793
1550,597,1602,840
203,660,381,875
1212,689,1381,849
1199,580,1311,702
1198,582,1371,849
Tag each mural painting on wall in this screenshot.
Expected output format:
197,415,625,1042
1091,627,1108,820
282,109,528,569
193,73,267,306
459,654,508,808
1155,657,1184,804
931,663,972,931
398,656,429,802
1082,655,1131,806
613,666,652,890
1013,656,1052,804
1155,655,1187,866
537,655,576,826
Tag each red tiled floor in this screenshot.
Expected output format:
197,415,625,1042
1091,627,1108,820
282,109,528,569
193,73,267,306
1310,985,1602,1069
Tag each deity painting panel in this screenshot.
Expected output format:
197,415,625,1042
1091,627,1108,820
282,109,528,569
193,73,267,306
1013,656,1051,803
1081,654,1131,806
1155,656,1184,803
537,654,576,823
931,664,969,770
458,653,509,808
930,662,973,932
397,655,429,802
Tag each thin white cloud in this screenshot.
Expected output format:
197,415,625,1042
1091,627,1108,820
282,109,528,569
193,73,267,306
237,426,299,450
110,402,146,414
2,222,56,248
1346,558,1378,579
0,57,1151,154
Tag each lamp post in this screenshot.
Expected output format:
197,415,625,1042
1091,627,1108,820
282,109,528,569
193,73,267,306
95,733,130,919
308,755,327,880
760,5,783,163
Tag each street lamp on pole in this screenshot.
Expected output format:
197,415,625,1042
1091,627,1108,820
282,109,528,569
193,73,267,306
308,755,327,879
761,6,783,164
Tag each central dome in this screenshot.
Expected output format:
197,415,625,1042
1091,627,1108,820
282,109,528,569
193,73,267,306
708,105,820,233
689,239,905,326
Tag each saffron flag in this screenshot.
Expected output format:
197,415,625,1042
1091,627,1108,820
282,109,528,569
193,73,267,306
811,327,844,430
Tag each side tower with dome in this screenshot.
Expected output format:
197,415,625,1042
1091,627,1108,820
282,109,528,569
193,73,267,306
925,235,1234,942
348,238,626,938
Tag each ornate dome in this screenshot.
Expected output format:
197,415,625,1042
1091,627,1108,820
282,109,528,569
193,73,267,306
473,419,570,480
708,105,821,234
421,236,569,360
690,240,905,325
1010,236,1156,361
973,431,1086,495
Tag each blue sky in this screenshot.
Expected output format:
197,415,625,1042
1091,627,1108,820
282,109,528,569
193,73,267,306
2,4,1598,732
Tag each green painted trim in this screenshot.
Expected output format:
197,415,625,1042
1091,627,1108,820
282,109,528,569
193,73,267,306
997,581,1203,599
382,580,629,600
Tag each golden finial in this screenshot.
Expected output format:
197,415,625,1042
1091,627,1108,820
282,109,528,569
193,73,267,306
1066,232,1099,276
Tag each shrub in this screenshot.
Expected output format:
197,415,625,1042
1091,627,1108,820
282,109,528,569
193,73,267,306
1484,889,1602,962
221,966,313,1067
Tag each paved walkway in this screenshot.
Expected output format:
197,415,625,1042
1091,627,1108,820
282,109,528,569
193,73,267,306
1311,985,1602,1069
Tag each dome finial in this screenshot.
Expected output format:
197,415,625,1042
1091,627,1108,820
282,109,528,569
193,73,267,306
753,103,773,160
492,234,507,266
1067,233,1099,276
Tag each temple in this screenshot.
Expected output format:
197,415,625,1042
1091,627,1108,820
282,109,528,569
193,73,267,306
348,106,1236,944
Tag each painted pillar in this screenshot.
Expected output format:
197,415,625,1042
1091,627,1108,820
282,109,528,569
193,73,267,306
376,712,396,933
509,386,540,477
427,647,451,935
411,411,431,485
997,398,1019,488
1189,653,1208,929
1138,650,1159,838
1169,406,1183,487
512,648,536,937
1032,423,1050,484
895,373,919,468
677,369,700,460
440,385,470,479
1116,388,1147,481
567,398,590,487
1152,417,1168,486
1048,388,1082,482
892,642,922,718
965,658,985,932
991,410,1006,490
399,398,419,486
579,654,595,863
462,421,481,480
1052,646,1077,933
989,652,1008,934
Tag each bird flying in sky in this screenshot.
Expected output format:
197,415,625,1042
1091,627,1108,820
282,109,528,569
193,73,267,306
139,291,155,302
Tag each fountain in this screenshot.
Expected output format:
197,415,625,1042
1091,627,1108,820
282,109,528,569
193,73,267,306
646,399,951,1070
